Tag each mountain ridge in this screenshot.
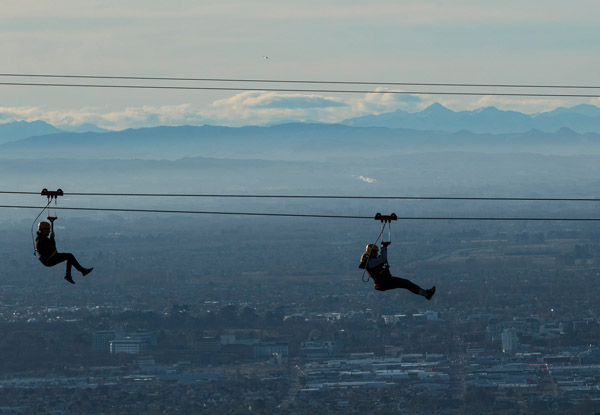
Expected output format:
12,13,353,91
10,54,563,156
342,103,600,134
2,122,600,161
0,120,64,144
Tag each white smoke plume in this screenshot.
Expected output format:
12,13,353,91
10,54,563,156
359,176,377,184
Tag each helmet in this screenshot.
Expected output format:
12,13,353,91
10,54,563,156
38,221,51,231
365,243,379,253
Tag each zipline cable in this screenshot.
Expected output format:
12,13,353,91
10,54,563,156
4,205,370,219
362,224,388,283
1,190,600,202
1,73,599,90
2,205,600,221
1,82,599,98
30,199,51,256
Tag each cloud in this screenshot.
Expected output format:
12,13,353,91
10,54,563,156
355,88,423,114
209,90,427,125
253,96,347,109
0,104,209,130
1,91,596,130
213,92,346,110
209,91,352,125
359,176,377,184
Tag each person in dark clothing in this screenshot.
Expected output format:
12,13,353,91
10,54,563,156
359,241,435,300
35,221,93,284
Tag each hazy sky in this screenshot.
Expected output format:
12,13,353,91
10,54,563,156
2,0,599,129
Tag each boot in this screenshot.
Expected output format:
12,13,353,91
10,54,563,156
425,286,436,301
64,275,75,284
82,268,93,276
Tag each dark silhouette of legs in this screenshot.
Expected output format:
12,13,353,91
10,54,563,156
375,276,422,294
375,275,435,300
42,252,85,276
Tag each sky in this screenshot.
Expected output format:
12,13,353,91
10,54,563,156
1,0,600,130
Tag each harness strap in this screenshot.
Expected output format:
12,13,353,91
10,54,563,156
31,199,52,256
361,222,388,283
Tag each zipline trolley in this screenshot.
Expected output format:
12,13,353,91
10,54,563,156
31,188,63,255
361,212,398,282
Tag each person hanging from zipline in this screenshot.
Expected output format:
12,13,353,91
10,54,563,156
359,241,435,300
35,221,93,284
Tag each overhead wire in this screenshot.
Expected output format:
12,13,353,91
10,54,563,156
1,73,599,89
1,190,600,202
2,205,371,220
1,205,600,222
1,82,599,98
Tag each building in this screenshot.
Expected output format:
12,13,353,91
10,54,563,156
502,328,520,353
195,337,221,355
252,342,289,360
129,330,158,347
110,338,145,355
93,330,157,353
300,340,343,358
92,330,116,352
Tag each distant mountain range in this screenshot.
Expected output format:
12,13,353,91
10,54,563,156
60,123,110,134
0,120,63,144
2,122,600,160
2,104,600,160
0,120,109,144
342,103,600,134
2,104,600,146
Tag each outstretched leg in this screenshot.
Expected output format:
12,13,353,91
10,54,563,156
376,276,436,300
43,252,81,275
42,252,89,276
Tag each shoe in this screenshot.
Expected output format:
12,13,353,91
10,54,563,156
82,268,93,276
64,275,75,284
425,286,436,301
